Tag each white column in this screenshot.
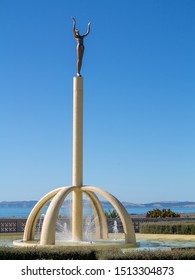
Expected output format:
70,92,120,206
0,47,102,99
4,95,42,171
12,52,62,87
72,76,83,241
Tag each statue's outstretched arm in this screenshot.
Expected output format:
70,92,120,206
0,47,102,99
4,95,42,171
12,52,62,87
83,22,90,37
72,17,76,35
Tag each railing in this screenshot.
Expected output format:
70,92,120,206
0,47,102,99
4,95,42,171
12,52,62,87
0,217,195,234
0,219,26,233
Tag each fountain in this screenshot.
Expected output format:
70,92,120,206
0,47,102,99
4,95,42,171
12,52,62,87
113,220,119,240
35,213,45,240
55,217,71,241
13,18,138,249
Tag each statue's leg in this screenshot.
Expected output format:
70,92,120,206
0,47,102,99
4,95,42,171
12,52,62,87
77,46,84,76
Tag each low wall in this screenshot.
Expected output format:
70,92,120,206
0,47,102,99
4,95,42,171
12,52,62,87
0,218,26,233
1,217,195,234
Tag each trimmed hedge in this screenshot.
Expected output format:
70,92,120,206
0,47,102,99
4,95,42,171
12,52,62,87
0,247,195,260
0,247,97,260
140,222,195,235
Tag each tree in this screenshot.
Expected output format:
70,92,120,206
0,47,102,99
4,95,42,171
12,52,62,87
146,208,180,218
104,209,118,218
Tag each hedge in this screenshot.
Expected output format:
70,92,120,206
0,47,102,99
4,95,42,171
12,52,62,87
140,222,195,235
0,247,97,260
0,247,195,260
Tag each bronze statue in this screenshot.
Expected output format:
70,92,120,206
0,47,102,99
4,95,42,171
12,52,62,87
72,17,90,76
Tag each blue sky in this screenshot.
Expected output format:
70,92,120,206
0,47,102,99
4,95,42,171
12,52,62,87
0,0,195,203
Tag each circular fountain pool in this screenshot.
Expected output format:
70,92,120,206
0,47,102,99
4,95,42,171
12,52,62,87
136,233,195,251
13,237,139,249
1,233,195,250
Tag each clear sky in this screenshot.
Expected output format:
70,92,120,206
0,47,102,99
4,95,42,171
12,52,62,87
0,0,195,203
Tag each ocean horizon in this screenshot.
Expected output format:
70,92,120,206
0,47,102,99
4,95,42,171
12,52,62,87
0,206,195,218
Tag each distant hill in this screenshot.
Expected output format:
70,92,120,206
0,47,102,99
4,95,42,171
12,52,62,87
102,201,195,209
122,201,195,208
0,200,195,208
0,201,37,208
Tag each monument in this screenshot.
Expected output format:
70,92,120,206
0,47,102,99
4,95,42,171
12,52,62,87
15,19,137,248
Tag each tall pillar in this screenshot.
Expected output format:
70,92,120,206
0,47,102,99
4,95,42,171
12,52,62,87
72,76,83,241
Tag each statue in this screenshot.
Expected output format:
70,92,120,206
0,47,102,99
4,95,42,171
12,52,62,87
72,17,90,77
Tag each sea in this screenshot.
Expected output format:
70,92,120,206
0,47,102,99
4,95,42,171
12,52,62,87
0,206,195,218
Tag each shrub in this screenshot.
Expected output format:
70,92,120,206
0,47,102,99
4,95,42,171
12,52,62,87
104,209,118,218
0,247,195,260
1,247,195,260
140,222,195,235
146,208,180,218
0,247,97,260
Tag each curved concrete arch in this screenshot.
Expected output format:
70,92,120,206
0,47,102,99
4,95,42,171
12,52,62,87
40,186,77,245
24,185,136,246
83,191,108,239
82,186,136,244
23,186,68,241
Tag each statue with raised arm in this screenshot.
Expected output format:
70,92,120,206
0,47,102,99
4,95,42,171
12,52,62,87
72,17,90,77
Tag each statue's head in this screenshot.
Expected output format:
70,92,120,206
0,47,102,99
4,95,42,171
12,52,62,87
75,29,80,36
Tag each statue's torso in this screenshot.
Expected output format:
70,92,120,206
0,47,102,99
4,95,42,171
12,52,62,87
75,36,84,46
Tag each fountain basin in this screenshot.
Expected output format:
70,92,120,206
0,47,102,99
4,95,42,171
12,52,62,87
1,233,195,250
13,238,139,249
13,240,140,249
136,233,195,250
11,233,195,250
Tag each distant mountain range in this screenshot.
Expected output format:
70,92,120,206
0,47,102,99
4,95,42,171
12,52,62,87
1,200,195,208
0,201,38,208
102,201,195,208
